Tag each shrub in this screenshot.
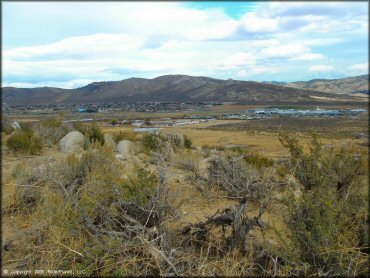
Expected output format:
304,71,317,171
1,113,13,135
41,117,62,129
278,133,369,275
4,146,177,275
201,144,211,150
176,156,199,176
215,145,225,151
110,118,119,125
142,133,161,152
6,130,43,155
201,144,212,158
6,131,30,153
163,132,184,148
232,147,274,170
113,130,137,143
73,122,88,134
245,153,274,169
74,122,104,145
144,119,151,126
124,168,158,205
86,123,105,145
34,117,70,146
207,155,274,201
184,135,192,149
29,134,43,155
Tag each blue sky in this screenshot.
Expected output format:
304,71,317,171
3,1,368,88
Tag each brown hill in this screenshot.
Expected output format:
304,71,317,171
2,74,366,105
283,74,369,96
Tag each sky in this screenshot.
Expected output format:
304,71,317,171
2,1,369,88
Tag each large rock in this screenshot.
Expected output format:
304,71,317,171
59,131,85,154
116,140,137,160
11,122,21,130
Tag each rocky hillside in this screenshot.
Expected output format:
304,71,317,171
283,74,369,96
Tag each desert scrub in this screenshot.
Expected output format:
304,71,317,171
73,122,105,145
113,130,138,143
110,118,119,125
1,113,13,135
6,129,43,155
207,154,275,202
34,117,71,146
141,133,162,152
162,132,184,148
215,145,226,151
201,144,212,158
4,144,303,276
232,147,274,170
276,133,369,275
123,168,158,205
176,154,199,177
183,134,192,149
4,145,177,275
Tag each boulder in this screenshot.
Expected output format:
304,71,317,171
116,154,124,160
59,131,85,154
10,122,21,130
116,140,137,160
104,134,116,149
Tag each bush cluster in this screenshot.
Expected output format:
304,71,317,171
35,117,71,146
141,133,162,152
73,122,105,145
113,130,137,143
1,113,13,135
277,133,368,275
176,155,199,176
3,130,368,276
6,129,43,155
183,135,192,149
110,118,119,125
232,147,274,170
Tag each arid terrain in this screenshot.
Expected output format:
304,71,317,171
2,105,369,276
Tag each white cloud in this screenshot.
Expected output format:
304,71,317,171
240,12,278,33
293,53,325,61
308,65,335,72
220,53,256,69
3,1,368,87
347,63,368,72
237,66,279,77
259,43,309,58
4,79,95,89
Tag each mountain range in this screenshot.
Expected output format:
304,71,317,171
2,74,368,105
265,74,369,96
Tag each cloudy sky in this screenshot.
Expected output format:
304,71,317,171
3,1,368,88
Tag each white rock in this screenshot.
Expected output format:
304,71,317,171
116,154,124,160
10,122,21,130
116,140,137,160
59,131,85,154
